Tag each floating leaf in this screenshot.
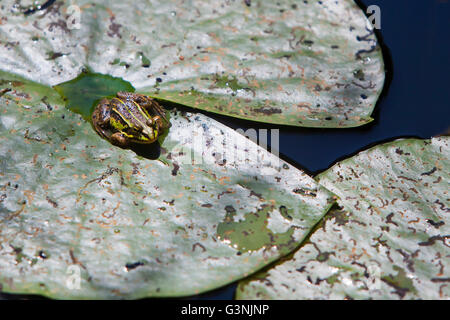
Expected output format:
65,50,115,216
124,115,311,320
0,74,333,298
53,72,135,121
237,137,450,299
0,0,384,127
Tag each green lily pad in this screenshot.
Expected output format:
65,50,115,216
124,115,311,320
237,137,450,299
53,71,135,121
0,0,384,127
0,74,334,299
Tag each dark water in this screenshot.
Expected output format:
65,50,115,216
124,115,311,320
192,0,450,300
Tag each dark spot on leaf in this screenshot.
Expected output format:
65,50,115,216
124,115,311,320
329,208,350,226
171,162,179,176
249,190,263,199
418,235,449,247
353,69,365,81
292,188,316,197
218,190,233,199
420,167,437,176
192,242,206,253
386,213,398,227
426,219,444,229
316,251,334,262
253,107,282,115
279,206,292,221
46,51,65,60
107,16,122,39
431,278,450,283
434,199,449,212
38,250,48,259
396,249,418,273
163,199,175,206
46,196,58,208
224,205,236,215
48,19,70,33
125,261,145,271
395,148,410,155
11,246,22,254
296,266,306,273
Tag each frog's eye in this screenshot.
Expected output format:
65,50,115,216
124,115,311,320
146,118,153,126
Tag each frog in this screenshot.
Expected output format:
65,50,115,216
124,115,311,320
92,92,170,148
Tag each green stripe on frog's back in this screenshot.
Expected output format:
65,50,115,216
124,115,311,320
111,98,148,130
130,99,153,124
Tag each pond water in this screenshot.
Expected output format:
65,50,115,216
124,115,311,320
192,0,450,300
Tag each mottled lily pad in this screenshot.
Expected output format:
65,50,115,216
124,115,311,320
0,75,333,299
0,0,384,127
237,137,450,299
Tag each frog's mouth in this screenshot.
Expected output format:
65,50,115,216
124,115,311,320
142,126,156,140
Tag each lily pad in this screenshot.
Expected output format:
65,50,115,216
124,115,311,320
0,0,384,127
0,75,334,299
53,71,136,121
237,137,450,299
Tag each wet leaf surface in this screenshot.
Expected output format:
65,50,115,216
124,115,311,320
0,74,333,298
53,71,135,121
0,0,384,127
237,137,450,299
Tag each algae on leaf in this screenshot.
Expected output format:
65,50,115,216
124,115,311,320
0,0,384,127
0,76,333,299
237,137,450,299
53,72,136,121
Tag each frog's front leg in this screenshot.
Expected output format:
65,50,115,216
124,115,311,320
110,132,129,147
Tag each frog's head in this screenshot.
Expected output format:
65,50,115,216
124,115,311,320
133,122,158,143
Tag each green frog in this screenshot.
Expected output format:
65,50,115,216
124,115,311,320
92,92,170,147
